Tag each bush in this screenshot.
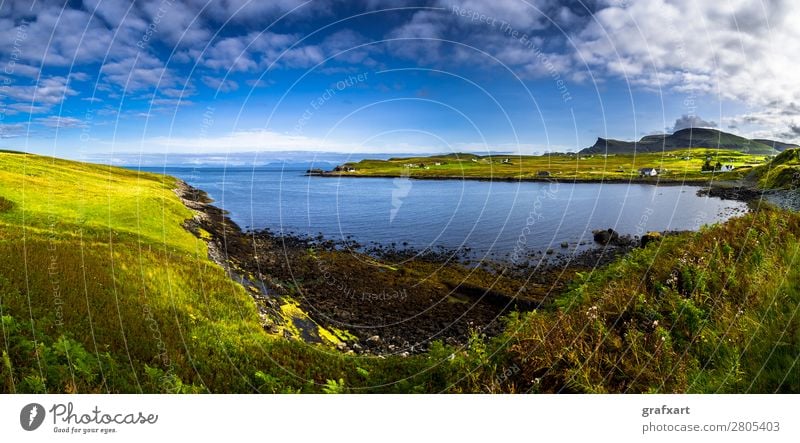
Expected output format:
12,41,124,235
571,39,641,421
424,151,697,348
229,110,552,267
0,196,12,212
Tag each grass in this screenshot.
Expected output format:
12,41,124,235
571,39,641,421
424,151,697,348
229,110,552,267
504,207,800,393
752,148,800,189
0,151,486,393
1,150,797,393
331,149,768,182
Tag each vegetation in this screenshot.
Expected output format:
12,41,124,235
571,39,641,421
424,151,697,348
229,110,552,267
330,149,767,182
581,128,780,155
1,150,798,393
505,208,800,393
752,148,800,190
0,151,484,393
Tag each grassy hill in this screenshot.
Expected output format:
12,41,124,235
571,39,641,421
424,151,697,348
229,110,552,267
753,139,800,152
0,151,473,393
580,128,779,155
751,148,800,189
330,148,767,182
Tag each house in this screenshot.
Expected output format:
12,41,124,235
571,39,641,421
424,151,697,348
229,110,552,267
502,158,511,164
638,167,658,177
434,162,443,166
471,158,478,162
719,164,734,172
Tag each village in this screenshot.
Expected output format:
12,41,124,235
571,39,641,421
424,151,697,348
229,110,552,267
320,148,765,183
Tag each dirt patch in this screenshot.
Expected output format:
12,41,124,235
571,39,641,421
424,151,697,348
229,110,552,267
0,196,13,213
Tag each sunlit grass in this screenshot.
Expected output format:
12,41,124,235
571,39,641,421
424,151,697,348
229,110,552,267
505,208,800,393
0,152,458,393
335,148,767,182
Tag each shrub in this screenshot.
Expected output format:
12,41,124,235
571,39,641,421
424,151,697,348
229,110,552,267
0,196,12,212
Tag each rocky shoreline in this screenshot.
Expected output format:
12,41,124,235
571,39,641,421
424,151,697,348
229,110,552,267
173,179,657,356
700,184,800,212
173,176,783,356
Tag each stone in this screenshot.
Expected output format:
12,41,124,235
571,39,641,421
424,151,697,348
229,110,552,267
593,228,619,245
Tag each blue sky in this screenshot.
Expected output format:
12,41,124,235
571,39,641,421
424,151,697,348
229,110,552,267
1,0,798,161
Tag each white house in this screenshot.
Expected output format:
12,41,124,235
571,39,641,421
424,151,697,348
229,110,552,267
719,164,734,172
639,167,658,177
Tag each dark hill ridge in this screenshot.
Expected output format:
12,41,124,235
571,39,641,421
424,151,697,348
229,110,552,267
753,139,800,152
580,128,782,155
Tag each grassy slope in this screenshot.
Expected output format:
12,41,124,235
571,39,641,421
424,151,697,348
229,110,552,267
505,208,800,393
752,148,800,189
0,152,465,393
333,149,767,182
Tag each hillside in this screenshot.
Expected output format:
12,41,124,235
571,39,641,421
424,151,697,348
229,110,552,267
751,148,800,189
580,128,780,155
753,139,800,152
330,148,765,182
0,151,467,393
506,207,800,393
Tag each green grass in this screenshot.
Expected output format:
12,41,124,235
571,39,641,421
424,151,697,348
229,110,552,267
752,148,800,189
0,152,486,393
504,208,800,393
333,148,767,182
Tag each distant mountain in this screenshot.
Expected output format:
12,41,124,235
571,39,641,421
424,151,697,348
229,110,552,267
580,128,781,155
752,139,800,152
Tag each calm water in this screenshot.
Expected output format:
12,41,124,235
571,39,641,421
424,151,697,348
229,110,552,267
142,167,748,259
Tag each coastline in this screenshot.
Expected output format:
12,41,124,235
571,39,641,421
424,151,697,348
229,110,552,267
171,178,650,355
315,171,800,211
170,169,798,357
308,172,724,186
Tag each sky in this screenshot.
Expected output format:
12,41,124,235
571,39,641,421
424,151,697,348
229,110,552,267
1,0,799,162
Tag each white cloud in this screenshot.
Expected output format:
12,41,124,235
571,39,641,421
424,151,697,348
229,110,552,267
0,122,26,138
35,116,87,128
438,0,555,30
100,53,180,92
573,0,800,140
202,32,296,71
201,75,239,93
672,115,717,132
121,129,539,155
2,76,78,114
146,129,353,153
